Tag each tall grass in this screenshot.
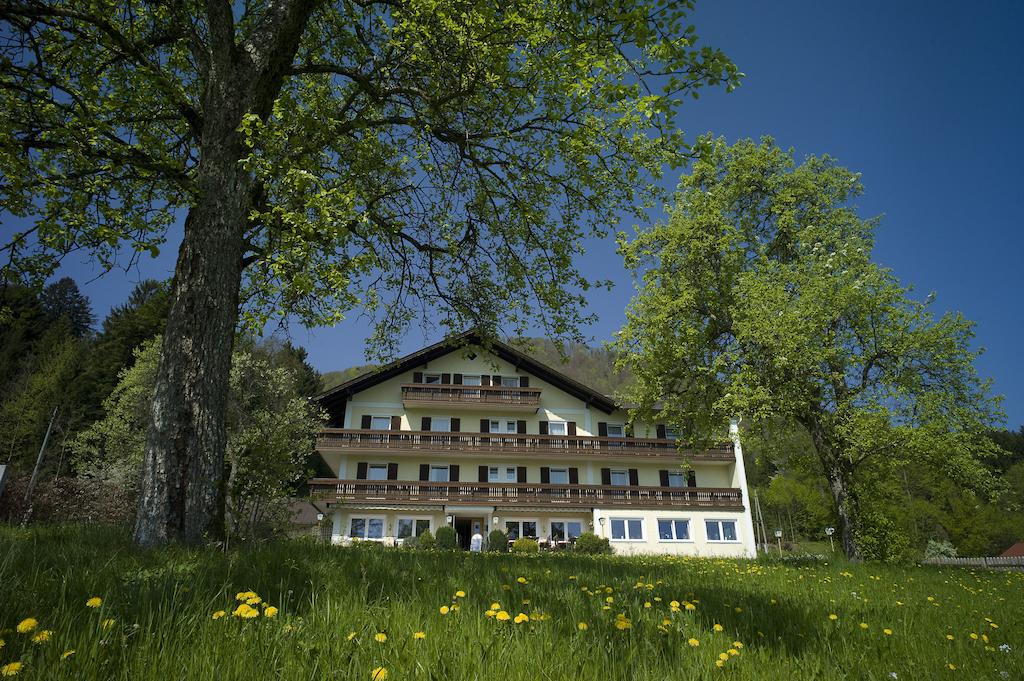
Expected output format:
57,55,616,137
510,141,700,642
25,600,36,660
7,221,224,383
0,525,1020,680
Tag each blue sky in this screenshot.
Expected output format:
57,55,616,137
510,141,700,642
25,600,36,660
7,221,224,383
6,1,1023,426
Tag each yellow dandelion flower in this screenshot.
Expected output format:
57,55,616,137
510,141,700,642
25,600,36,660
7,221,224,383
982,634,989,643
413,631,426,640
1,662,23,677
734,607,743,613
688,638,700,647
883,629,893,636
670,600,680,608
16,619,37,634
644,602,652,608
685,602,696,611
30,630,52,644
718,653,730,661
374,632,387,643
662,619,671,626
946,634,955,641
212,610,226,620
947,663,956,670
0,641,4,649
615,619,631,630
485,610,496,618
61,650,75,661
578,622,588,631
859,623,869,630
490,602,501,610
439,605,450,615
455,590,466,598
86,597,102,608
370,667,388,680
715,660,725,668
605,596,614,603
727,648,739,656
713,623,724,632
264,606,278,618
514,613,530,624
246,595,262,606
101,618,117,630
517,577,527,584
347,632,357,641
732,642,743,648
233,604,258,619
969,633,978,640
828,614,838,621
496,611,511,622
989,623,999,629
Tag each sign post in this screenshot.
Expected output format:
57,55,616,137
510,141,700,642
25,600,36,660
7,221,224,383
774,528,783,556
825,526,835,554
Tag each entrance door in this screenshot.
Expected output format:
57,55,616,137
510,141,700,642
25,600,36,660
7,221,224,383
453,517,485,549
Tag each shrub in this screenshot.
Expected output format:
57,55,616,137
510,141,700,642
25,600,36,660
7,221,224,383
417,529,436,550
435,526,459,550
924,538,958,559
487,529,508,552
511,537,539,554
573,532,612,554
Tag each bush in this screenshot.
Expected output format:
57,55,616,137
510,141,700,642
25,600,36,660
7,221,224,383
924,538,958,559
573,532,612,554
417,529,436,550
510,537,539,554
435,526,458,550
487,529,508,552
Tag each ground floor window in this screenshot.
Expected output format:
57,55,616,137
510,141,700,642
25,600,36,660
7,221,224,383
349,516,385,540
550,520,584,541
505,519,538,539
610,517,644,541
397,517,431,539
657,518,691,541
705,519,738,542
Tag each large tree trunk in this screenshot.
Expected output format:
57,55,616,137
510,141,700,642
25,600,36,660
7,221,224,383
805,417,861,561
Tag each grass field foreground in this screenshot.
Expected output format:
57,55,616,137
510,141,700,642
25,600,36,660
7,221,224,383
0,526,1021,680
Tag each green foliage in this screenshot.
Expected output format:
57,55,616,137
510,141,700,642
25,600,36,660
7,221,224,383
320,365,379,392
510,537,539,554
509,338,633,395
487,529,509,552
615,136,1006,560
434,526,458,551
924,539,958,560
573,532,612,554
39,277,94,339
417,529,436,550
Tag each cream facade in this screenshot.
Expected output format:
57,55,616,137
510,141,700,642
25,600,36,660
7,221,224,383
312,332,756,558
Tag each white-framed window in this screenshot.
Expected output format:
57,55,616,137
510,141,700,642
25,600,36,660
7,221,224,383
548,421,567,436
423,373,442,384
462,374,482,386
658,518,691,541
666,471,686,488
606,423,625,437
488,465,517,483
366,463,389,481
349,516,385,540
429,465,450,482
609,469,629,486
488,418,519,434
396,517,432,539
370,416,392,430
504,519,538,540
550,520,584,541
501,376,520,387
705,519,739,542
430,417,451,432
610,517,644,541
548,467,569,484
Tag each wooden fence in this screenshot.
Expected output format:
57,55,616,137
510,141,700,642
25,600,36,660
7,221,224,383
922,556,1024,570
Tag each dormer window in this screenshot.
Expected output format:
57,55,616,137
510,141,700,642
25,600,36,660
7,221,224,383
462,374,482,386
501,376,520,387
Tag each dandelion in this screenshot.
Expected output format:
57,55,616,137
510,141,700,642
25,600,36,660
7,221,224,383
715,660,725,668
413,631,426,640
30,630,52,644
514,613,530,624
86,597,102,608
490,602,501,610
370,667,388,680
734,607,743,613
496,611,511,622
233,604,258,619
670,600,680,608
718,653,730,661
1,662,23,677
101,618,117,630
946,634,955,641
61,650,75,661
947,663,956,670
517,577,528,584
347,632,357,641
16,619,37,634
828,614,838,621
685,602,696,611
212,611,226,620
713,623,724,632
884,629,893,636
455,590,466,598
439,605,450,615
688,638,700,647
733,642,743,648
644,602,652,608
485,610,496,618
264,606,278,618
860,623,869,630
578,622,588,631
614,619,631,630
374,632,387,643
982,634,989,644
969,633,978,640
605,596,614,603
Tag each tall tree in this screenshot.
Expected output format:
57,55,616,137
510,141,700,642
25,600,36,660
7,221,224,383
614,136,1005,559
39,277,94,339
0,0,740,545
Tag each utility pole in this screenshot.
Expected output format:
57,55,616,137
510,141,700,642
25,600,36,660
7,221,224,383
23,406,58,522
753,489,768,552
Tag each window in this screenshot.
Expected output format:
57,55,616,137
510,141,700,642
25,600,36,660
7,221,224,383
606,423,625,437
548,421,567,436
501,376,520,387
366,464,389,481
429,465,450,482
551,520,584,541
664,427,679,440
609,469,629,486
488,466,517,483
658,519,691,541
705,519,738,542
666,471,686,488
488,418,518,434
505,520,538,539
430,417,451,432
423,373,441,384
370,416,392,430
610,517,644,541
397,518,431,539
462,374,482,386
349,516,385,540
548,467,569,484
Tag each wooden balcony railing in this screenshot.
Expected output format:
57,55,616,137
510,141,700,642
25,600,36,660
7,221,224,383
401,383,541,410
316,429,735,461
310,479,743,509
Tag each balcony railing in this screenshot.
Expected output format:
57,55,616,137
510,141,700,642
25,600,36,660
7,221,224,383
316,429,735,461
310,479,743,509
400,383,541,411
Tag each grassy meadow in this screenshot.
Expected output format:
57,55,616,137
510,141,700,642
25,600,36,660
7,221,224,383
0,526,1021,680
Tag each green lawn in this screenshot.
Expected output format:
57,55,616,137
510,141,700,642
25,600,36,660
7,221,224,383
0,526,1020,680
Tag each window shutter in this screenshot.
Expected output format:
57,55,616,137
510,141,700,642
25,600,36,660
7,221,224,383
659,470,670,487
413,371,423,383
419,464,429,481
421,416,431,431
517,466,527,483
538,421,548,435
628,468,639,486
390,416,402,430
517,420,527,434
360,415,372,429
492,374,502,385
441,373,451,384
453,373,462,384
520,376,529,387
601,468,611,485
356,462,368,480
450,417,460,432
540,467,550,484
480,418,490,433
687,471,697,488
569,467,579,484
479,465,488,483
567,421,577,436
449,464,460,482
387,463,398,480
481,375,490,386
656,424,666,439
598,422,608,437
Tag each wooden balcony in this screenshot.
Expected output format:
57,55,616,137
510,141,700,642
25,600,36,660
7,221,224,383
400,383,541,411
316,429,735,461
310,479,744,510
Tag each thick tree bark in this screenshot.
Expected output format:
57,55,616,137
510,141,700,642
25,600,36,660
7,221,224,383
805,417,861,561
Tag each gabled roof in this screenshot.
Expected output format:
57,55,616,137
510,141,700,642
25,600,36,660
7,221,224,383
316,330,618,415
1001,541,1024,557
